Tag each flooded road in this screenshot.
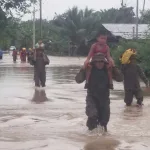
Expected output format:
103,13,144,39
0,54,150,150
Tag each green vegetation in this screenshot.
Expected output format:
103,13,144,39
0,0,37,49
0,3,150,74
112,40,150,76
0,5,149,51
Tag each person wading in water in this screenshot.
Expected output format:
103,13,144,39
76,53,111,133
12,49,18,62
30,41,49,87
120,49,149,107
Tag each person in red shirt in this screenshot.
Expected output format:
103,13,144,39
84,32,115,89
20,48,27,62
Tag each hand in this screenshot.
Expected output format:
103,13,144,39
107,62,111,68
87,64,92,69
84,59,89,68
83,63,91,70
109,59,115,67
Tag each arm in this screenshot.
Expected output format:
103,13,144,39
106,47,115,66
29,54,36,66
106,47,111,61
137,65,149,87
43,53,50,65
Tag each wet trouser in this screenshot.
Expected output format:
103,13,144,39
21,56,26,62
28,56,32,62
13,56,17,62
86,92,110,130
34,70,46,87
124,89,143,106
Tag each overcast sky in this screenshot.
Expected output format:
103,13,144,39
22,0,150,20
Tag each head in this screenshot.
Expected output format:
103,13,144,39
129,54,137,64
38,40,43,44
91,53,108,69
29,48,32,51
129,48,137,63
96,31,108,44
131,48,136,52
22,48,26,51
94,61,105,69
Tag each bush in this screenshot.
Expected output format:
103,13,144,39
111,40,150,77
45,39,69,56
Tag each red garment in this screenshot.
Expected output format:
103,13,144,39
20,51,27,62
89,43,109,58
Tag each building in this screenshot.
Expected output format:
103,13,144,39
103,24,149,39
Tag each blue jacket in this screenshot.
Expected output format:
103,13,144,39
0,50,3,56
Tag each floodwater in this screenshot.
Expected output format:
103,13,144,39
0,54,150,150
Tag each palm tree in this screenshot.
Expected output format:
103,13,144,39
52,7,105,55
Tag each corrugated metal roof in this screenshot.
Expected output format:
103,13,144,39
103,24,150,39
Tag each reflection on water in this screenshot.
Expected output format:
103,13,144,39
50,66,79,84
84,137,119,150
31,89,49,104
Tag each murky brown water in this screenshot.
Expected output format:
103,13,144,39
0,54,150,150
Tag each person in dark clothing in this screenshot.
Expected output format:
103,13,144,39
75,53,110,132
27,48,33,63
121,54,149,106
31,48,49,87
0,50,3,59
12,49,18,62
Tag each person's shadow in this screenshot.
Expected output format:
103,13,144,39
84,137,119,150
31,89,49,104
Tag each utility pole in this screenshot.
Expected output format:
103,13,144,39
39,0,42,39
143,0,146,12
33,4,36,49
136,0,139,39
121,0,124,7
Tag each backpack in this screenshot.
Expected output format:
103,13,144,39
120,49,136,64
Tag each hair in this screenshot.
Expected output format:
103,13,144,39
96,30,109,38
